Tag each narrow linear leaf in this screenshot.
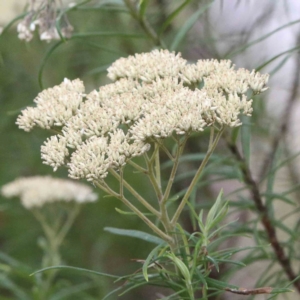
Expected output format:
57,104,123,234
0,274,31,300
170,1,214,51
51,282,95,300
142,244,165,281
102,285,123,300
139,0,150,18
104,227,164,244
38,40,64,89
256,45,300,72
72,32,145,39
86,64,111,75
159,0,192,35
31,265,119,279
226,19,300,58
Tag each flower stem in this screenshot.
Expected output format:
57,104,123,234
94,180,173,244
109,169,161,218
171,127,224,226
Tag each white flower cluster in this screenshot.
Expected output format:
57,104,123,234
17,49,269,181
1,176,97,209
17,0,73,42
16,78,84,131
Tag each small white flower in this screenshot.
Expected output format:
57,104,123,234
41,136,69,171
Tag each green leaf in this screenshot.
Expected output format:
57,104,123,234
102,286,123,300
50,282,95,300
0,273,30,300
139,0,150,18
71,32,145,39
206,277,238,290
256,45,300,72
86,64,111,75
104,227,165,244
159,0,192,35
166,253,192,296
206,255,219,272
38,41,64,89
205,190,224,229
170,1,214,51
231,127,240,144
31,265,119,279
142,244,165,281
225,19,300,58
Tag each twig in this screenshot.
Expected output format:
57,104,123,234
225,286,273,295
226,140,300,293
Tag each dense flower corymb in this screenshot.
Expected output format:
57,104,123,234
16,49,269,182
1,176,97,209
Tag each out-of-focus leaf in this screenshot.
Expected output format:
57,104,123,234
50,282,95,300
104,227,164,244
159,0,192,35
139,0,150,18
170,1,214,51
0,273,30,300
31,265,119,279
226,19,300,58
256,45,300,72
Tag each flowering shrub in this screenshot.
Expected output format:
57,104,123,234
13,49,274,298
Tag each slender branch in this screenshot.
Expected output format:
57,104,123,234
226,139,300,293
224,286,273,295
155,138,175,161
258,34,300,180
32,209,56,242
154,143,162,191
171,128,224,226
208,127,215,149
94,180,173,244
128,160,148,174
120,168,124,198
56,204,80,247
109,169,161,218
144,152,164,201
162,136,188,205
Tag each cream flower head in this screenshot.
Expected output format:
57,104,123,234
16,49,269,181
